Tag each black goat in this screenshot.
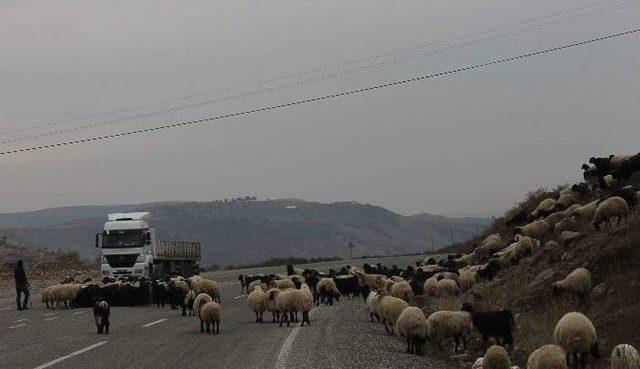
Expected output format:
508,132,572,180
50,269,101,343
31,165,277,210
93,300,110,334
461,302,514,348
333,275,363,299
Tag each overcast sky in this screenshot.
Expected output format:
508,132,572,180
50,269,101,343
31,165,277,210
0,0,638,216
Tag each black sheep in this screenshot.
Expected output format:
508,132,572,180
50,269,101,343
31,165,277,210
152,280,168,308
461,302,514,348
93,301,110,335
477,259,502,282
333,275,362,299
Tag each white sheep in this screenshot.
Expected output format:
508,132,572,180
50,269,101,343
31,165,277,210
483,345,511,369
247,286,267,322
184,290,197,316
199,301,221,335
193,293,213,319
423,277,439,296
552,268,592,305
273,279,296,290
592,196,629,231
458,270,478,291
191,278,221,303
365,290,382,322
394,306,429,356
532,198,558,218
264,288,281,323
355,271,387,291
378,295,409,334
553,312,599,368
275,288,313,327
611,344,640,369
572,201,598,225
426,310,473,352
516,219,551,242
476,233,505,258
435,278,460,297
248,279,267,293
390,281,414,302
527,344,567,369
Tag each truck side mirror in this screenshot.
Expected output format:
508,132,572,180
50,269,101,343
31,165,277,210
95,233,101,248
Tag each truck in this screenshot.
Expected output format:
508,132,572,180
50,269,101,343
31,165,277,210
96,212,201,278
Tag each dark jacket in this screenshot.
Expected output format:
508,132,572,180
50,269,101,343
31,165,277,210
14,267,28,285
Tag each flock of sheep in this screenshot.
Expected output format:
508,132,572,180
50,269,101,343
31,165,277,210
36,153,640,368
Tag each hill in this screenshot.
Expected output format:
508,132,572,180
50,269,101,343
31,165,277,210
0,199,488,265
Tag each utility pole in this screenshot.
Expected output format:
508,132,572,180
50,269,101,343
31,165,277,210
348,240,355,260
450,230,455,246
431,235,435,254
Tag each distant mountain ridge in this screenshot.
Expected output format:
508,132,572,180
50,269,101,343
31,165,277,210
0,200,490,265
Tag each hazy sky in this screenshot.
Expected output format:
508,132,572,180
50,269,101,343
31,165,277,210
0,0,638,216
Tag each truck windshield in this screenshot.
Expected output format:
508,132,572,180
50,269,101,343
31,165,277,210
103,229,146,248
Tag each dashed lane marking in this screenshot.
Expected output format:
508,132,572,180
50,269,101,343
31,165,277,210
44,312,57,316
71,311,84,315
13,319,28,323
0,307,10,311
141,318,167,328
44,317,57,321
9,324,27,329
233,295,247,300
33,341,108,369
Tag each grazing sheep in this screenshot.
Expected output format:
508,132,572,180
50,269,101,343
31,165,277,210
532,198,558,219
476,233,505,258
527,344,567,369
461,302,514,348
553,312,599,369
552,268,592,305
333,275,363,299
395,306,429,355
473,357,485,369
378,295,409,334
315,278,340,306
563,204,582,218
483,345,511,369
556,193,578,210
435,278,460,297
426,310,473,352
610,344,640,369
199,301,221,335
603,187,639,214
191,278,221,303
592,196,629,231
390,281,414,302
515,219,551,242
93,300,110,335
265,288,281,323
193,293,213,319
168,279,190,315
545,212,566,229
247,286,267,322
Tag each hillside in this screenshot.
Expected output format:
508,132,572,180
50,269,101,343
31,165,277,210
429,155,640,368
0,199,488,265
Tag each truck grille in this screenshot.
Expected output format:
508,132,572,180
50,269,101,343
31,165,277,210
105,254,138,268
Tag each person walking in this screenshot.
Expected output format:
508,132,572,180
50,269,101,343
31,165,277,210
14,260,30,310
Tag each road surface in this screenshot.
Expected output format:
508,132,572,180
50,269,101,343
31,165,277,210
0,255,456,369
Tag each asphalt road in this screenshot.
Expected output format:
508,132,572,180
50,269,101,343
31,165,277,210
0,255,456,369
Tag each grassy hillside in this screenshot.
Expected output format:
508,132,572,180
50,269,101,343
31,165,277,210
0,199,487,265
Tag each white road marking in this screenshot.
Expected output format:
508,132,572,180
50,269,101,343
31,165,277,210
0,307,10,311
141,318,167,328
274,308,320,369
13,319,28,323
44,312,56,316
33,341,108,369
233,295,247,300
9,324,27,329
44,317,57,321
71,311,84,315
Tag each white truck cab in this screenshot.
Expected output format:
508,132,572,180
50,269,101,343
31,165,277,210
96,212,201,278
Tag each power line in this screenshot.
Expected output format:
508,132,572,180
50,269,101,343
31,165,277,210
0,0,635,140
1,28,638,157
